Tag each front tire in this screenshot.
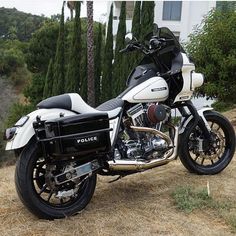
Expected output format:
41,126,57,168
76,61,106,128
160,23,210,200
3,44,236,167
179,111,235,175
15,139,97,219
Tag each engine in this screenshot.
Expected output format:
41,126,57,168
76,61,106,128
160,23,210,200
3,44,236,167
116,103,171,160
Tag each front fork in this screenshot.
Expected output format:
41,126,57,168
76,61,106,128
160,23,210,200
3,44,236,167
177,101,212,140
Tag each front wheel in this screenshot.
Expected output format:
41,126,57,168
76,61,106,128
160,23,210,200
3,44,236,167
179,111,235,175
15,139,97,219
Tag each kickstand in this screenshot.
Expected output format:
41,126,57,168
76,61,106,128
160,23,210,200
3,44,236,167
108,175,123,183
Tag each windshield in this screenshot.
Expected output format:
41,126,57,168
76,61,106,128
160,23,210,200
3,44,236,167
144,27,185,53
158,27,185,52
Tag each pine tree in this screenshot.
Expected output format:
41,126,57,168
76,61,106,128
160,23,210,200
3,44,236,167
140,1,155,40
113,1,127,96
65,1,81,93
43,58,54,98
101,3,113,103
129,1,141,73
94,23,102,106
52,1,65,96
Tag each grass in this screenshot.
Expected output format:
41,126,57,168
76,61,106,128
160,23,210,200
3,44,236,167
228,215,236,233
172,185,236,232
172,186,213,213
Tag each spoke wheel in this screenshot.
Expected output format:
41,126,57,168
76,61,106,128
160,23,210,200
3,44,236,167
32,157,87,207
15,138,97,219
179,111,235,175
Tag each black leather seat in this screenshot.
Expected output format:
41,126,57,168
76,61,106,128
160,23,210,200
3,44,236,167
37,94,124,117
37,94,72,110
96,98,124,111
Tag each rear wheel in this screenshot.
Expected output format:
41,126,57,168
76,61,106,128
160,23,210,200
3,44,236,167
179,111,235,174
15,139,97,219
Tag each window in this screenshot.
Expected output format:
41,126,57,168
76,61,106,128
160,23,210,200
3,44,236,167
163,1,182,21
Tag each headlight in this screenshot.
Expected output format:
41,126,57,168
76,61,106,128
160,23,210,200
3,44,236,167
14,116,29,127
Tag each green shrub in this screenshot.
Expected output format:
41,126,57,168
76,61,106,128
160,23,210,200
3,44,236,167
211,101,235,112
5,102,34,128
186,9,236,104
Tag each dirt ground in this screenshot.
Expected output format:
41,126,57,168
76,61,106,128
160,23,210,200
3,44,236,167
0,109,235,236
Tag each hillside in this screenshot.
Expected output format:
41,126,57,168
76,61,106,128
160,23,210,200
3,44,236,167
0,109,235,235
0,7,46,41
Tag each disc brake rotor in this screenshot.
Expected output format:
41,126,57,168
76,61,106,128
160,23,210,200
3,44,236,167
199,128,225,160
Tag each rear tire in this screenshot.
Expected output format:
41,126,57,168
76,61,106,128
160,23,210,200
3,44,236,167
179,111,235,175
15,139,97,219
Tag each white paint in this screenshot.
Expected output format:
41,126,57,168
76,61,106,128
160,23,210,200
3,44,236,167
179,107,213,134
108,1,216,42
121,76,169,103
5,108,76,150
5,93,123,151
69,93,121,119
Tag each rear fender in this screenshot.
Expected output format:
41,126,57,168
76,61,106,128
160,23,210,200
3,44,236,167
179,107,213,134
6,108,76,151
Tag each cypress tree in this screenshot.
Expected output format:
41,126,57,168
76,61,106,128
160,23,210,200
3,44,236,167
94,23,102,106
80,41,87,101
101,4,113,103
113,1,127,96
140,1,155,40
87,1,95,106
52,1,65,96
128,1,141,73
43,58,54,98
65,1,81,93
132,1,141,39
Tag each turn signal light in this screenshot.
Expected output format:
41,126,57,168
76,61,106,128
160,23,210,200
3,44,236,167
3,127,17,141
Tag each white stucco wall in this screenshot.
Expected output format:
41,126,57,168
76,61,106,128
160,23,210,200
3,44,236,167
155,1,216,42
107,1,216,42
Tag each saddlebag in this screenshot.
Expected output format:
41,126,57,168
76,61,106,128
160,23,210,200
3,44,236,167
33,113,111,157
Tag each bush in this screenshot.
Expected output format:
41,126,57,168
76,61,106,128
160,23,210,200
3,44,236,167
186,9,236,104
24,73,45,105
5,102,34,128
211,101,235,112
0,47,25,76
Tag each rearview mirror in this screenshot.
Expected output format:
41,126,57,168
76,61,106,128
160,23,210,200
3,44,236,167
125,33,133,44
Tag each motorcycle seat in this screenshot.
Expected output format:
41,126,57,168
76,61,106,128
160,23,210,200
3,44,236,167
37,93,123,119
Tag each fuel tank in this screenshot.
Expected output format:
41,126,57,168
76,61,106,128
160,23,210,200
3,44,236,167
121,76,169,103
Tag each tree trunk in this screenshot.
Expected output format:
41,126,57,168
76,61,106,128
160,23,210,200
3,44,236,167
87,1,95,106
67,1,75,20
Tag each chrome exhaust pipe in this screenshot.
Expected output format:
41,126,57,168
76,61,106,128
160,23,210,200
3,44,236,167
108,125,178,172
130,126,173,146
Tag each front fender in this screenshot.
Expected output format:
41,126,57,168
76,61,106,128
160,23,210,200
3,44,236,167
6,108,76,151
179,107,213,134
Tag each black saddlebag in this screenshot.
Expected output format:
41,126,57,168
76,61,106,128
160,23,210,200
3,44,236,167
34,113,111,157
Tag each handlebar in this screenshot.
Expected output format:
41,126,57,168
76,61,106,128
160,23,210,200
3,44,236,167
120,37,175,56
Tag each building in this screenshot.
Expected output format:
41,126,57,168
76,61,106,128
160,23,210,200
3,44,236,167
107,1,216,42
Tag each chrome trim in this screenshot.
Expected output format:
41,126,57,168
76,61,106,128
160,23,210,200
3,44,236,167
108,125,178,171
